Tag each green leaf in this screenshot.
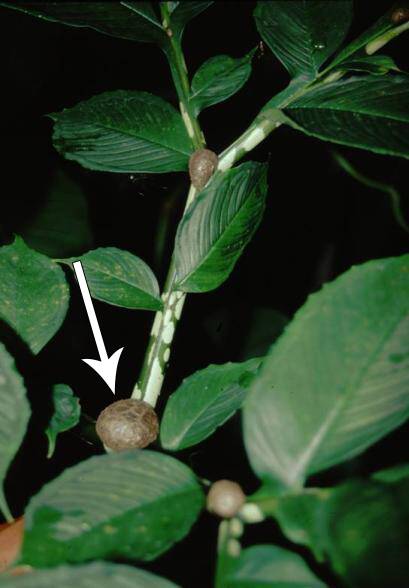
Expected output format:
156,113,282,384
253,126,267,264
336,54,399,75
372,462,409,483
326,6,408,72
0,343,30,522
175,162,268,292
254,0,353,79
50,90,193,174
62,247,162,311
268,471,409,588
190,51,254,116
21,167,93,258
167,1,213,39
0,2,166,44
160,358,261,451
284,75,409,159
21,449,204,566
45,384,81,459
243,254,409,489
0,561,179,588
0,236,69,354
226,544,327,587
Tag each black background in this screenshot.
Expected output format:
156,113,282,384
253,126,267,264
0,1,408,586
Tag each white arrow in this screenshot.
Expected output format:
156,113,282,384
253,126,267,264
73,260,123,395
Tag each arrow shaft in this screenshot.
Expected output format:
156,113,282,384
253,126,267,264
73,261,108,361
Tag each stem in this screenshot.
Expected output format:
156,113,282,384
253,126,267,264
215,519,243,588
132,5,206,405
133,5,406,407
161,3,204,150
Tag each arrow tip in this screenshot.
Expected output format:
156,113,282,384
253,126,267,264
82,347,124,395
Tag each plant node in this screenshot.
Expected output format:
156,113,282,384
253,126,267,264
96,399,159,451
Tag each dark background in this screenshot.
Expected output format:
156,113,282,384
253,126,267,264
0,1,408,586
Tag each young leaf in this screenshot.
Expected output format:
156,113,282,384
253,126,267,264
160,358,261,451
336,54,399,75
326,6,408,71
45,384,81,459
62,247,162,311
284,75,409,159
267,471,409,588
254,0,353,79
50,91,193,174
0,344,30,522
21,167,93,258
0,2,166,44
0,236,69,354
175,162,268,292
21,450,204,566
167,1,214,39
190,51,254,116
243,254,409,489
0,561,179,588
226,544,327,587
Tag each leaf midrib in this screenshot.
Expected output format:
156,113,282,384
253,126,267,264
190,56,248,102
87,264,159,301
290,303,409,484
177,173,262,287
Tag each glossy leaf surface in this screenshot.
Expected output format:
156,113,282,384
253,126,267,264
50,91,192,173
0,237,69,354
244,254,409,488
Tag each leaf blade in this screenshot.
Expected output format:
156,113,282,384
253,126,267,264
0,560,179,587
160,358,261,451
254,0,353,79
63,247,162,311
244,254,409,488
285,75,409,159
50,91,193,174
268,471,409,587
190,52,254,116
45,385,81,459
0,236,69,354
226,544,327,587
175,162,268,293
21,450,204,566
0,344,30,521
0,1,166,44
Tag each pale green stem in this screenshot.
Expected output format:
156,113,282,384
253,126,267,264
133,8,408,406
132,190,194,405
131,4,205,405
366,19,409,55
215,518,243,588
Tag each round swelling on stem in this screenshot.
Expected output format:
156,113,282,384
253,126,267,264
96,399,159,451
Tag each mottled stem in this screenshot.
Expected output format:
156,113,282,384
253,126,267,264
134,4,406,407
